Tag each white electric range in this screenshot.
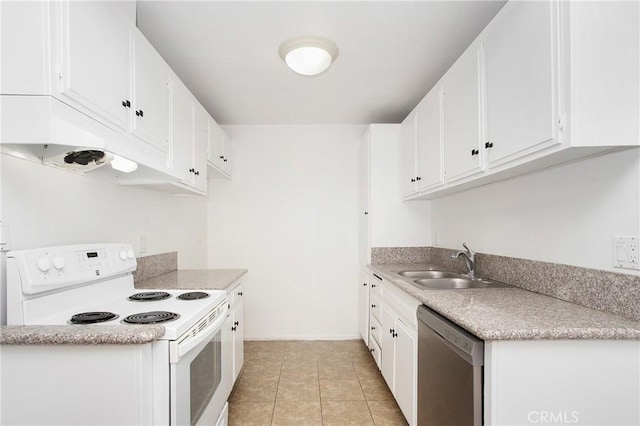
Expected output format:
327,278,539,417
3,243,232,426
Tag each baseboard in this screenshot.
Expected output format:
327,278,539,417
243,333,362,341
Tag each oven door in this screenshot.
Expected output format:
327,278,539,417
170,301,229,426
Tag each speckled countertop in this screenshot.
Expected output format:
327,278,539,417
369,263,640,340
135,269,248,291
0,325,165,345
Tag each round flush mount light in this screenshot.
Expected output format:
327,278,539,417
278,36,339,76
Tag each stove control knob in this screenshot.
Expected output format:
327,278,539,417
119,250,128,261
127,249,135,260
52,257,65,270
37,257,51,272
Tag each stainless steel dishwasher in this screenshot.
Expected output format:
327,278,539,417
417,305,484,425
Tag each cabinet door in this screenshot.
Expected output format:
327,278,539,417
232,301,244,382
131,30,170,151
358,270,370,346
207,120,225,169
221,131,233,175
170,79,193,183
221,314,234,400
193,105,208,190
400,111,418,197
59,1,129,130
417,86,444,191
358,134,370,266
442,46,485,183
380,306,396,391
394,320,417,425
484,0,560,167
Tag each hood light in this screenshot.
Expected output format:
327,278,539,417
278,36,339,76
111,155,138,173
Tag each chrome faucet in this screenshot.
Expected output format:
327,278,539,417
451,242,476,277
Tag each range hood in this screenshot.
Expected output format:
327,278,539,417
0,95,175,181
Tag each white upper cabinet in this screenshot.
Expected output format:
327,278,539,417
130,30,171,153
207,120,233,178
192,104,208,191
58,1,129,131
484,0,560,167
400,111,419,197
170,77,207,193
442,45,484,183
416,86,444,191
170,78,193,183
401,0,639,200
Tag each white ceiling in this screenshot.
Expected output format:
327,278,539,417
136,1,506,125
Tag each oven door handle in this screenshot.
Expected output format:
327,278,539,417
170,308,228,363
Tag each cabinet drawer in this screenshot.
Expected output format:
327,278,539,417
370,315,382,347
370,294,382,323
370,273,383,298
369,335,382,369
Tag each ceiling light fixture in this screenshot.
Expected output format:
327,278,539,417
278,36,339,76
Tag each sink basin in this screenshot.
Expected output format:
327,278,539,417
413,277,512,290
398,270,464,279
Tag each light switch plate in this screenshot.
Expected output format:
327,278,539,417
613,236,639,270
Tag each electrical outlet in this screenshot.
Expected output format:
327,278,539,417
614,236,639,270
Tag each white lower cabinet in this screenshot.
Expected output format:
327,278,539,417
381,303,417,426
227,282,245,382
365,272,420,426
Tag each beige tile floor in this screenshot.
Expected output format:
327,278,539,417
228,340,409,426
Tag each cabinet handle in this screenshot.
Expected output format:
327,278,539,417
234,321,239,327
195,171,200,176
370,348,374,353
231,326,237,332
416,176,421,181
471,149,479,156
122,100,131,108
135,110,144,117
219,155,224,159
393,332,398,338
238,291,243,296
364,211,368,215
371,284,376,288
371,326,376,330
371,304,376,308
224,158,228,163
485,142,493,148
410,178,415,183
363,283,367,287
389,328,395,335
189,168,195,173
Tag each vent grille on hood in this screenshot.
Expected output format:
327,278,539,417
63,150,106,166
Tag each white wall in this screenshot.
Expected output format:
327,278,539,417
431,149,640,275
207,125,363,340
0,154,208,262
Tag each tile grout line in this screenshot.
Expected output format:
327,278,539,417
352,358,377,426
269,347,285,425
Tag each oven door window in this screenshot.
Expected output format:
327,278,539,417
189,329,221,425
173,326,224,426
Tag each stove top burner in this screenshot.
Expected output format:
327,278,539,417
70,312,119,324
128,291,171,302
123,311,180,324
177,291,210,300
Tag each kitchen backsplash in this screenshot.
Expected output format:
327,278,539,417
370,247,431,264
372,246,640,322
133,252,177,283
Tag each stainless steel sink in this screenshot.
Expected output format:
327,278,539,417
397,270,464,279
413,277,512,290
396,269,512,290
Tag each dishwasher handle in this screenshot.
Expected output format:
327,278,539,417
417,305,484,366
